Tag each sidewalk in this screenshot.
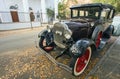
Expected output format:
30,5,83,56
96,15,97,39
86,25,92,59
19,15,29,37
86,36,120,79
0,26,46,38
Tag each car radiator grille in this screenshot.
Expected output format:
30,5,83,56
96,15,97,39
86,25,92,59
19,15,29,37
53,23,67,48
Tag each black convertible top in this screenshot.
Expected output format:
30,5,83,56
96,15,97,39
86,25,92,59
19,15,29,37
70,3,114,10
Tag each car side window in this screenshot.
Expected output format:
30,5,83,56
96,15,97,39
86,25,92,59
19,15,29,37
109,10,114,19
72,9,78,17
101,11,107,18
79,10,84,16
101,9,110,21
101,11,108,21
95,12,99,17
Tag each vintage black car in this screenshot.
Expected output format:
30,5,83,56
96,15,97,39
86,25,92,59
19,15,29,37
38,3,115,76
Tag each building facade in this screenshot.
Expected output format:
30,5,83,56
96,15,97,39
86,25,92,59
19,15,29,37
0,0,58,30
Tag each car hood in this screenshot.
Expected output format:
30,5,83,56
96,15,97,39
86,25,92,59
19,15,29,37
65,21,89,32
53,20,90,41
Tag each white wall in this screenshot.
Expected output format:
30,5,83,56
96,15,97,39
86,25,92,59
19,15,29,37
54,0,59,20
46,0,59,20
0,0,41,30
0,0,59,30
21,0,30,22
0,0,25,22
4,0,24,12
0,22,41,30
0,0,57,23
28,0,41,13
0,0,7,12
46,0,54,9
28,0,48,22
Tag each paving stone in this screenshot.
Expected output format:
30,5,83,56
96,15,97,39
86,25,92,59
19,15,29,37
86,36,120,79
109,49,120,61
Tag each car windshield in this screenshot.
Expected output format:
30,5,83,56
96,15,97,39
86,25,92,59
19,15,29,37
71,7,101,19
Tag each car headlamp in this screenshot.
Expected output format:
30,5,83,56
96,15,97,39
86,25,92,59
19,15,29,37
64,29,72,39
64,33,71,39
70,44,81,56
71,44,79,54
91,22,95,27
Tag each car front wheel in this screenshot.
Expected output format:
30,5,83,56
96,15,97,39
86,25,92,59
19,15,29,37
39,36,54,52
73,46,92,76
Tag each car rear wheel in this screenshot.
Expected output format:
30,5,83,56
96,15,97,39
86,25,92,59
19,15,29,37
39,37,54,52
73,46,92,76
95,31,102,48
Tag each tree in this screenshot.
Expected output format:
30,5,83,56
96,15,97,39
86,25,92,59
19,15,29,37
47,8,54,22
58,0,78,19
58,2,66,19
92,0,120,13
116,1,120,13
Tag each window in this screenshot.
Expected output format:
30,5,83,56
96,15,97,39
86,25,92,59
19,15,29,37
85,11,88,16
72,9,78,17
71,7,100,19
79,11,84,16
109,10,114,19
101,11,107,18
95,12,99,17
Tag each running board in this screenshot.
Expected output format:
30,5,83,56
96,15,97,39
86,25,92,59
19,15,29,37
35,40,72,73
39,48,72,73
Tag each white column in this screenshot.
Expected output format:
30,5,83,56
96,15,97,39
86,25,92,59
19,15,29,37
22,0,29,12
41,0,47,23
0,0,5,22
0,0,12,22
54,0,58,20
22,0,29,21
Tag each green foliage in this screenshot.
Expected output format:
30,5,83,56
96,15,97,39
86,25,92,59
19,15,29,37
58,0,78,19
58,2,66,19
116,1,120,12
71,0,78,4
47,8,54,18
92,0,120,13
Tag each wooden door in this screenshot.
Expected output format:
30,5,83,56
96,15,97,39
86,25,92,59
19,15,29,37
10,11,19,22
30,12,35,21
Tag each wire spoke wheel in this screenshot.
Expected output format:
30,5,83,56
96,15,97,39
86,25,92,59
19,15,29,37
73,47,91,76
95,31,102,48
39,37,54,52
42,39,53,50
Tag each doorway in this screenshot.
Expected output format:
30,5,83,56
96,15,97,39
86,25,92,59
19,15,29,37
10,11,19,22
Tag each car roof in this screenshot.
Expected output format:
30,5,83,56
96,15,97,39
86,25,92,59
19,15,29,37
70,3,114,10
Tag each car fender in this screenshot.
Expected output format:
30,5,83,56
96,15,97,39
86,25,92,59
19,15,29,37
38,30,54,45
91,25,103,41
38,29,48,38
102,25,114,38
70,38,96,58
